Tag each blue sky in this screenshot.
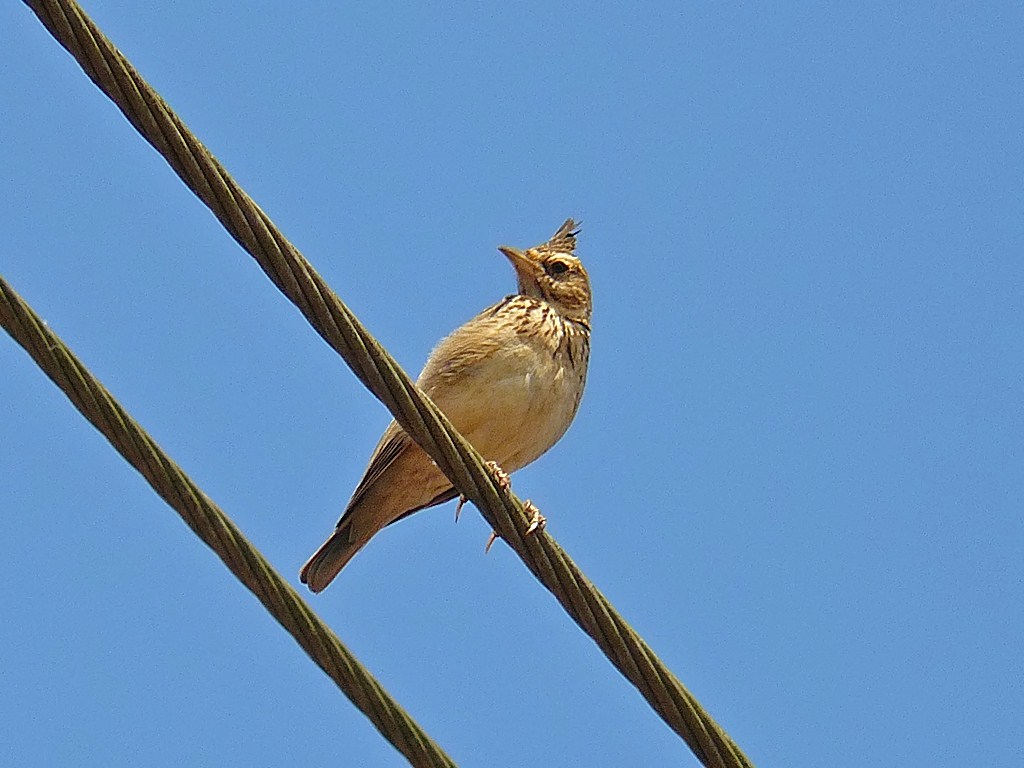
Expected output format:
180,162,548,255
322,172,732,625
3,2,1022,766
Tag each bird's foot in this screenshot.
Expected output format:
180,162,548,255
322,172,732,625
485,460,511,491
471,462,510,529
484,500,546,554
523,500,546,537
458,461,508,523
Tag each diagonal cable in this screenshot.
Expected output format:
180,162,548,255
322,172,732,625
0,275,457,768
19,1,754,766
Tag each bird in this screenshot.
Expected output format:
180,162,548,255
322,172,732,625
300,219,592,593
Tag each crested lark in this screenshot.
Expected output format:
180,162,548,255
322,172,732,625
300,219,592,593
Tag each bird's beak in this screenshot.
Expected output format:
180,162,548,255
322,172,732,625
499,245,540,282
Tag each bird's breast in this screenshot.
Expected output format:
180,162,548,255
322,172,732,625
422,311,589,473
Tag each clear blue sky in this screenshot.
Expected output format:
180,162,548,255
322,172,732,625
3,3,1022,766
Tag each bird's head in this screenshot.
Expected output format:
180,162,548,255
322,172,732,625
499,219,592,323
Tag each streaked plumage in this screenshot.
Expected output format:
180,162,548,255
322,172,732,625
300,219,592,593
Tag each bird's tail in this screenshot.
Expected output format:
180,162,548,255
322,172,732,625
299,521,368,593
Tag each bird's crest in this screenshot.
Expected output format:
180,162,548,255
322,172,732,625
537,218,580,256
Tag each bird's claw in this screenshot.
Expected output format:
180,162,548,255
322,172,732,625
459,461,508,523
484,530,500,553
484,500,546,554
485,460,511,491
473,462,510,531
524,500,546,537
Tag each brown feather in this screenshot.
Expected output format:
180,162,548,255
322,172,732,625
300,220,592,592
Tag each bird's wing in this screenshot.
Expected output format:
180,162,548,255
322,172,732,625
338,419,460,528
337,422,408,522
386,486,460,526
336,314,513,530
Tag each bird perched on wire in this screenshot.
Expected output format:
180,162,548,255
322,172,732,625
300,219,592,593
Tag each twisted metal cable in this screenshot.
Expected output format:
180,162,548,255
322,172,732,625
0,276,457,768
20,2,754,765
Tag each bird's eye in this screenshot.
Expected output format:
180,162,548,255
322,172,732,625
547,260,570,277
